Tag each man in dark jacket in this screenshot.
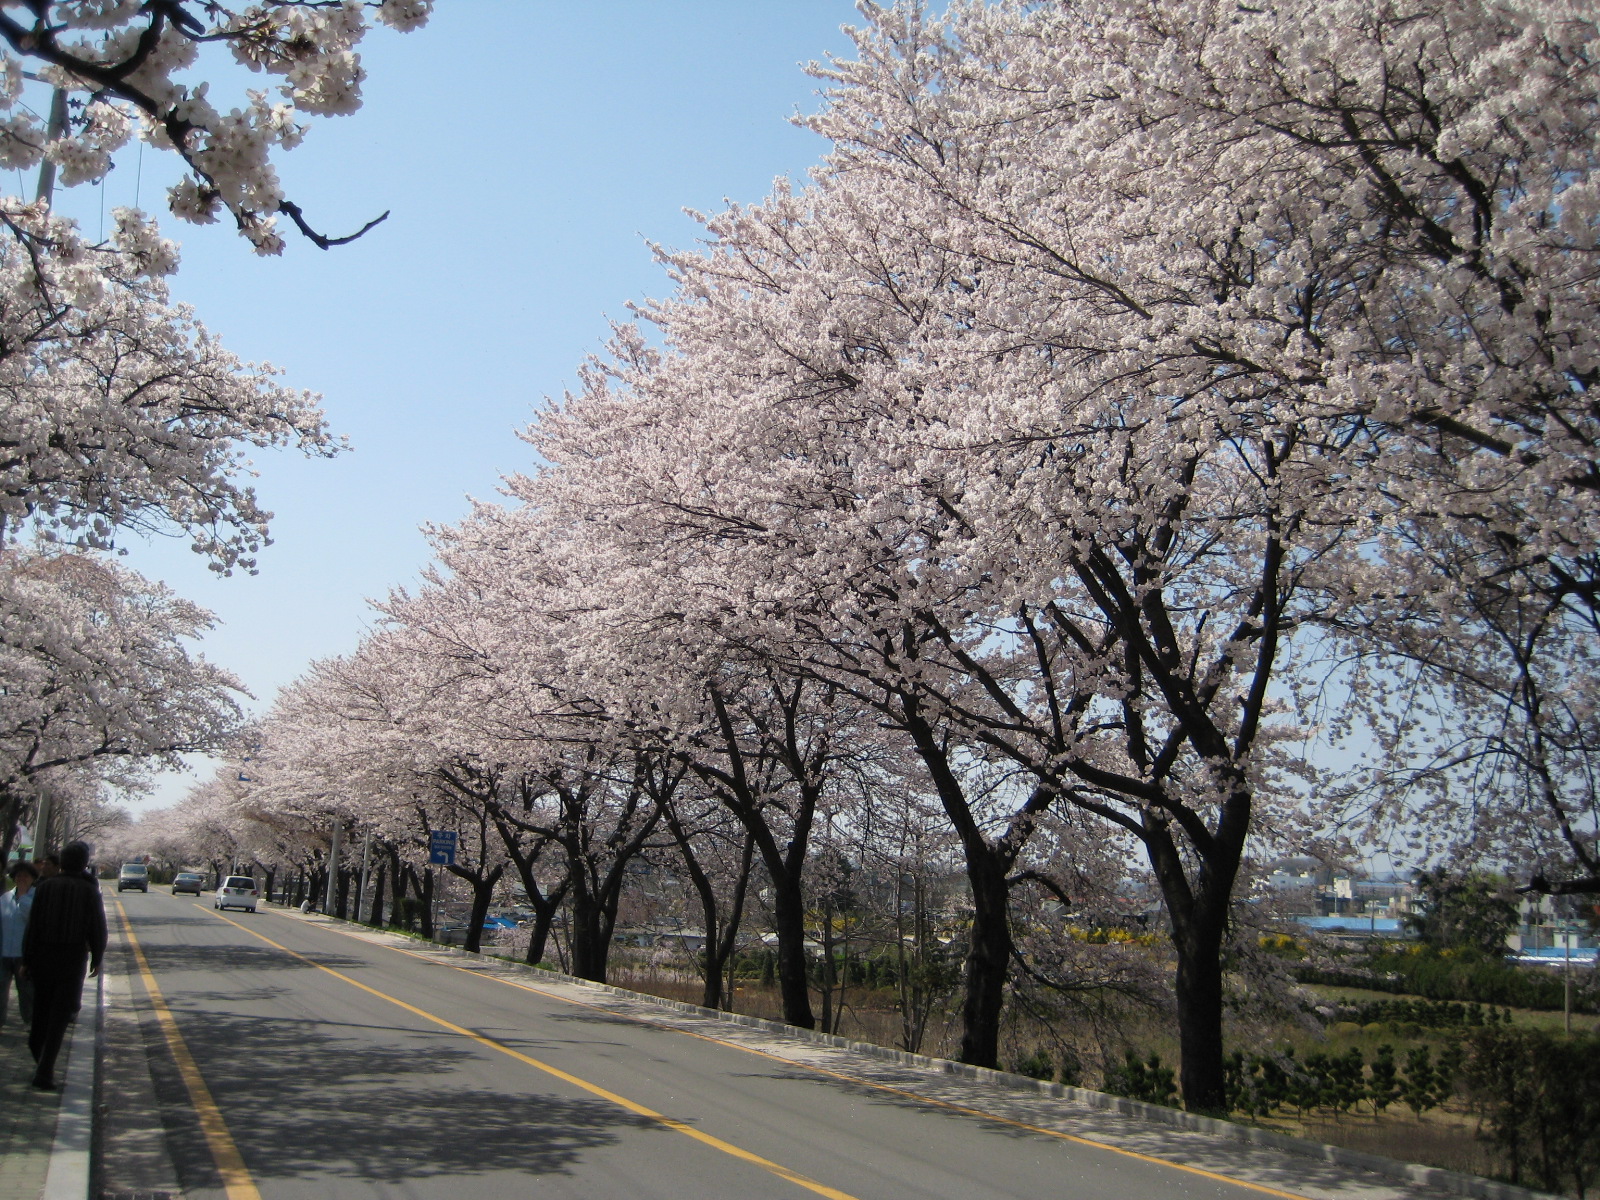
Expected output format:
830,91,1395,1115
22,841,106,1090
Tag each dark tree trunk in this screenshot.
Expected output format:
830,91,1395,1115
263,867,276,903
418,868,435,938
491,817,567,969
688,680,822,1031
708,808,814,1029
335,868,351,919
667,812,754,1011
524,899,557,967
817,897,838,1035
767,870,814,1029
706,835,753,1010
1143,800,1247,1114
900,701,1021,1068
568,872,607,981
542,767,663,985
1173,923,1227,1113
0,790,19,864
368,861,386,925
389,849,409,928
957,852,1013,1069
460,865,502,955
522,878,565,967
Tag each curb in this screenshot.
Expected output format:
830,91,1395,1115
285,907,1564,1200
42,969,101,1200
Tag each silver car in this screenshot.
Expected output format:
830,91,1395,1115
214,875,259,912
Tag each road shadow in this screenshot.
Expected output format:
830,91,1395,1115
111,908,219,931
147,1006,645,1188
141,940,368,975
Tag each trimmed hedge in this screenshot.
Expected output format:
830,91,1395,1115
1298,946,1596,1013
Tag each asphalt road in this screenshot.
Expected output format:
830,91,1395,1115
109,890,1439,1200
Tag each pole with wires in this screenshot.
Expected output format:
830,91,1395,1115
35,88,68,207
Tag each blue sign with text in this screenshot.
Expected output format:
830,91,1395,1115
428,829,457,866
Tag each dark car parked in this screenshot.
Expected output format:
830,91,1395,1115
117,862,149,892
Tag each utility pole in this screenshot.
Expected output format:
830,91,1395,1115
323,819,342,916
35,88,69,207
355,832,373,925
31,788,51,859
1563,919,1573,1036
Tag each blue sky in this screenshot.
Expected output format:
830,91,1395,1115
45,3,863,810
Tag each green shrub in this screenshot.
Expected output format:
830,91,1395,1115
1368,1044,1400,1113
1222,1039,1455,1121
1298,949,1596,1013
1103,1050,1179,1107
1402,1045,1439,1116
1012,1048,1056,1081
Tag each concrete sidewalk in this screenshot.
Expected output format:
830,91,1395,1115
0,1024,61,1200
0,914,165,1200
0,1010,77,1200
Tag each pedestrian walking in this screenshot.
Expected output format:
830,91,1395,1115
0,860,37,1033
21,841,105,1090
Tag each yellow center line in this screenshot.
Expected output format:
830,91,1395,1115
264,907,1315,1200
112,900,262,1200
201,905,857,1200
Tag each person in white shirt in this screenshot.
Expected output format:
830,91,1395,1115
0,859,37,1032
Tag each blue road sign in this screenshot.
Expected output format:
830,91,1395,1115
428,829,457,866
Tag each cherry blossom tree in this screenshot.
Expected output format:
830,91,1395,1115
805,0,1600,899
426,500,907,1025
373,522,681,979
0,1,432,254
543,0,1596,1108
252,641,486,930
0,548,242,859
521,161,1356,1101
0,234,338,572
0,2,431,570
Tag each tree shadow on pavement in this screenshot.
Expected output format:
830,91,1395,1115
149,1007,645,1188
142,941,368,975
